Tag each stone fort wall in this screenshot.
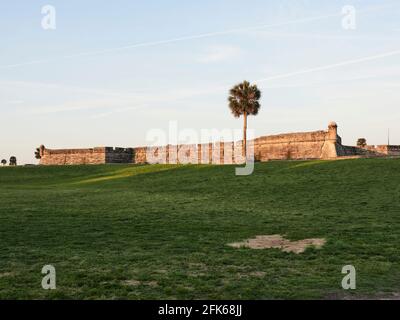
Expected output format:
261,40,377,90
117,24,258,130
38,122,399,165
39,146,133,166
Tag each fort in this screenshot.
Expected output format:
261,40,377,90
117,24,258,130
38,122,400,165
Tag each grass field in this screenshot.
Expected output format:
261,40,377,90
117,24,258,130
0,159,399,299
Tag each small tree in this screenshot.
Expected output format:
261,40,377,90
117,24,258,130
357,138,367,148
1,159,6,166
9,156,17,166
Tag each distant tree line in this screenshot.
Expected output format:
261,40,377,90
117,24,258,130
1,156,17,166
1,147,43,167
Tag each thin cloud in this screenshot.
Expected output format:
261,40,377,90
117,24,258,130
197,45,243,63
27,99,128,115
4,100,24,105
91,106,145,119
0,80,143,99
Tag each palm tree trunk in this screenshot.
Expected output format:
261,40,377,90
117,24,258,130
243,111,247,159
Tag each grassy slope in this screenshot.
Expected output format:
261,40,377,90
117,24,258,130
0,159,399,299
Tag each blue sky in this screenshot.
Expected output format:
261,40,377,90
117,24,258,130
1,0,399,164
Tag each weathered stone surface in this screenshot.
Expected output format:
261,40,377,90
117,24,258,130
39,122,400,165
39,147,106,165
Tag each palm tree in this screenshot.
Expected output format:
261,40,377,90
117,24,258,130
1,159,6,166
357,138,367,148
9,156,17,166
228,80,261,157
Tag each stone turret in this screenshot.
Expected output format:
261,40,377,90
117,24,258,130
39,145,45,157
327,121,338,142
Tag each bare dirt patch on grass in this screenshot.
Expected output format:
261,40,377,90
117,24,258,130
0,272,15,278
123,280,159,287
236,271,267,279
228,235,326,254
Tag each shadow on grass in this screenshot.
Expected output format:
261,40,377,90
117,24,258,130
289,160,333,169
68,164,220,186
69,165,178,185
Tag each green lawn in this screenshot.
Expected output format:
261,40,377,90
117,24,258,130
0,159,399,299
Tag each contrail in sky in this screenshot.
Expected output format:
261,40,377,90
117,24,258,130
0,13,339,69
254,49,400,83
1,2,397,70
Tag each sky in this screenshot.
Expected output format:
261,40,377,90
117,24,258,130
1,0,399,164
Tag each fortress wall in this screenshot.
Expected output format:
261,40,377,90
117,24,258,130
131,142,242,165
255,140,329,160
177,144,198,164
336,145,362,157
337,144,383,157
105,147,134,163
386,145,400,156
39,133,338,166
253,130,337,160
362,145,400,156
40,147,134,165
254,130,327,144
129,132,335,165
42,122,391,166
133,147,147,164
336,144,400,157
39,147,106,165
223,142,235,165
